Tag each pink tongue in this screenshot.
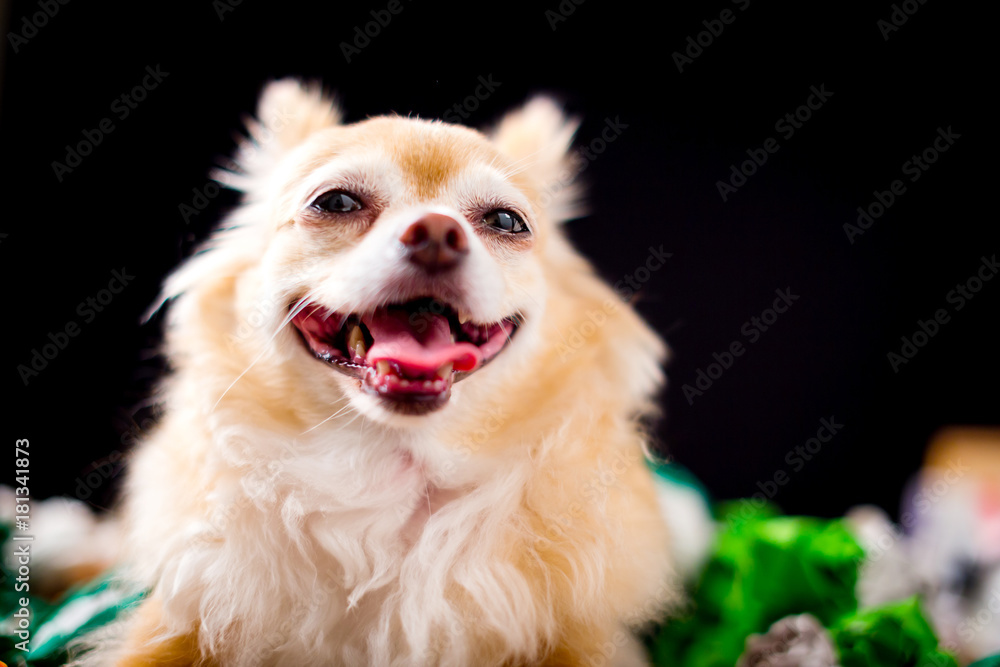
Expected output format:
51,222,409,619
363,310,481,374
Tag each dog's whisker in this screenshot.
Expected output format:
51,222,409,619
301,400,356,434
331,409,366,435
495,145,549,179
283,298,314,328
213,290,322,412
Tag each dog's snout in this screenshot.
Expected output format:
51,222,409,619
399,214,469,273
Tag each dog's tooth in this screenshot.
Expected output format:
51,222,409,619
376,360,392,376
436,362,453,379
458,311,471,325
348,324,366,359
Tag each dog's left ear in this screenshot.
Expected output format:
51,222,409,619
489,97,582,223
220,79,342,191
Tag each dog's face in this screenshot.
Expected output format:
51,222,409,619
276,115,545,419
163,81,580,429
159,80,662,439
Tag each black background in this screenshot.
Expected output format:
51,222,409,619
2,1,994,519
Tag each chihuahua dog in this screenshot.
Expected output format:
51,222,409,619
98,81,675,666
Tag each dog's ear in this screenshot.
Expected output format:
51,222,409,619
489,97,582,223
217,79,342,191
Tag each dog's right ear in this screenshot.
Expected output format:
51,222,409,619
489,97,582,224
217,79,341,191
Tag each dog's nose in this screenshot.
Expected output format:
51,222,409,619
399,214,469,273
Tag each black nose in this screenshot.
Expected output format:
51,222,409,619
398,214,469,273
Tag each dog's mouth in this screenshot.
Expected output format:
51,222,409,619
291,297,520,413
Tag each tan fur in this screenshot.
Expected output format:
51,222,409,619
114,597,211,667
103,81,676,666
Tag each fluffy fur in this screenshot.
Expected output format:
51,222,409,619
97,81,676,666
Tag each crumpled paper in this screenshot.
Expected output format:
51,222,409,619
736,613,839,667
649,504,863,667
829,597,957,667
649,505,957,667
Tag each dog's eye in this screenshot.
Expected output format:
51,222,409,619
483,210,528,234
312,190,363,214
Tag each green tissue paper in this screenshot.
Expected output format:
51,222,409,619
650,504,863,667
830,597,958,667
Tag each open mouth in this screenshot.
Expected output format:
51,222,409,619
291,297,520,413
